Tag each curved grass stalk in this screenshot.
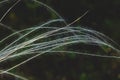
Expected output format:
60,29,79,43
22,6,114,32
9,51,120,60
0,70,28,80
0,0,8,4
0,0,21,22
33,0,67,24
0,0,27,41
0,0,21,33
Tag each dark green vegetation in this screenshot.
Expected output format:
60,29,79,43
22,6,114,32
0,0,120,80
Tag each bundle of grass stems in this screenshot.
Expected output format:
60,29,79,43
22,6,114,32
0,0,119,80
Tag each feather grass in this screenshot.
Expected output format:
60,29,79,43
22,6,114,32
0,0,120,80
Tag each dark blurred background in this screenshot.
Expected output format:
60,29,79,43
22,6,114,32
49,0,120,44
0,0,120,80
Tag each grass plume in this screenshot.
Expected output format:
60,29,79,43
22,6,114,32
0,0,120,80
